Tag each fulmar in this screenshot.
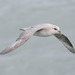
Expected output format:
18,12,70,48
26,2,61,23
0,24,75,55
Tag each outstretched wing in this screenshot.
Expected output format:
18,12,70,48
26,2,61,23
54,34,75,53
0,30,34,55
0,24,47,55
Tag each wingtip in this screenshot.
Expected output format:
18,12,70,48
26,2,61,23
0,52,6,55
0,49,10,55
70,48,75,54
19,29,25,31
19,28,27,31
67,46,75,54
0,48,12,55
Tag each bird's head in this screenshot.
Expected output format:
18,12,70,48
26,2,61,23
50,25,62,35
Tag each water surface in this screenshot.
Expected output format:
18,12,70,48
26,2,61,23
0,0,75,75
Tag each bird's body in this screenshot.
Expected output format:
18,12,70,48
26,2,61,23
0,24,75,55
21,24,59,37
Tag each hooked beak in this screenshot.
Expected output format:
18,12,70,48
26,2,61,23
58,31,62,35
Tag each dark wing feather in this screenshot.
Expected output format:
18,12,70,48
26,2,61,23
54,34,75,53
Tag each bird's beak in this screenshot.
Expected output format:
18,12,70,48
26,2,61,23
58,31,62,35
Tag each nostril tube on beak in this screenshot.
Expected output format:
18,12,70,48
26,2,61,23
58,31,62,35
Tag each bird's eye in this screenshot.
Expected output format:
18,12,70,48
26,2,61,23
54,28,57,30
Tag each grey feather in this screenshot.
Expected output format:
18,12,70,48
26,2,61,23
0,30,34,55
0,24,75,55
0,24,47,55
54,34,75,53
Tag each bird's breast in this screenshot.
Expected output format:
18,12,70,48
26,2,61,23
34,29,52,37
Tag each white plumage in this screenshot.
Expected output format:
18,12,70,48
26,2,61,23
0,24,75,55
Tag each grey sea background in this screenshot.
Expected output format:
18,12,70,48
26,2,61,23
0,0,75,75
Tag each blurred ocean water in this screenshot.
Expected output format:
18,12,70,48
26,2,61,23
0,0,75,75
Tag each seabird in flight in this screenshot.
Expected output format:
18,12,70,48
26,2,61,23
0,24,75,55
